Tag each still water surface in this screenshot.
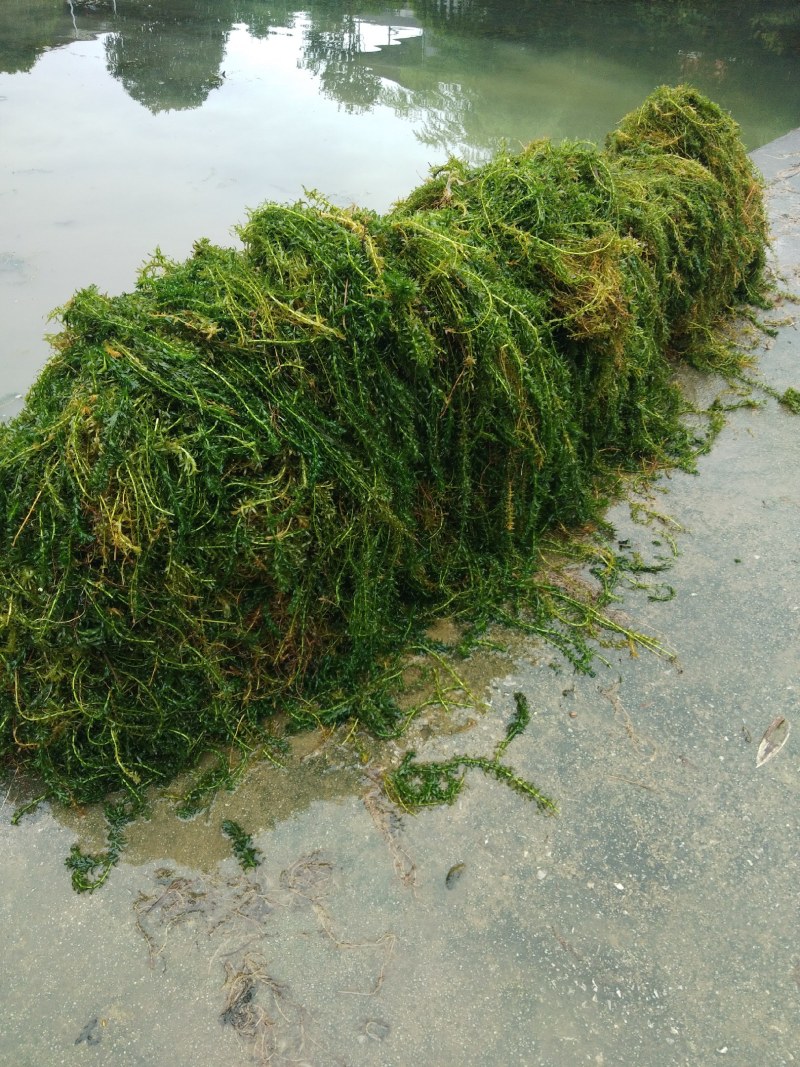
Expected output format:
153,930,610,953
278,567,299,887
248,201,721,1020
1,4,799,1066
1,0,799,403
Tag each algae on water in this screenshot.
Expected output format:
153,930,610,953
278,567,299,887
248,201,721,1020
0,86,769,803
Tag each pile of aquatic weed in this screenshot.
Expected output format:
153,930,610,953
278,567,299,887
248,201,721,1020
0,86,769,804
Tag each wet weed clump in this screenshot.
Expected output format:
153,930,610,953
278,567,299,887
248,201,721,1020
0,87,769,804
386,692,557,813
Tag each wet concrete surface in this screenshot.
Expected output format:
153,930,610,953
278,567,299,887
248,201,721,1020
1,138,799,1067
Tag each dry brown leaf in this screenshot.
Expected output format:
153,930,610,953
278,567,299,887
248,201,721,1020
756,716,791,768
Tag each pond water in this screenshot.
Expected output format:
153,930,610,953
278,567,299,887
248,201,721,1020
1,3,799,1066
2,0,800,406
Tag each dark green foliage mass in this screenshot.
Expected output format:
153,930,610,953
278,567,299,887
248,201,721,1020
0,87,768,803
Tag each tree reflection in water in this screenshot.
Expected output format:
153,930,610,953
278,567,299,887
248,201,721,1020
0,1,798,147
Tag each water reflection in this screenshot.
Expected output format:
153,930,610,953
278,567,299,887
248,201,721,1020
0,0,70,74
301,10,423,114
0,0,798,402
103,6,227,113
0,1,798,138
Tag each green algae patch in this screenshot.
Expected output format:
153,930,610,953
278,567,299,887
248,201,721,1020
0,86,769,805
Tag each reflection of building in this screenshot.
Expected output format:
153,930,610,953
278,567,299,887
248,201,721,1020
300,9,424,113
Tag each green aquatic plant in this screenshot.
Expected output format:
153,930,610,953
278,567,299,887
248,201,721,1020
386,692,556,813
176,732,287,818
65,797,142,893
221,819,262,871
0,86,770,805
